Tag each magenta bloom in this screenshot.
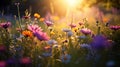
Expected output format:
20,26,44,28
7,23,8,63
0,22,11,29
28,24,43,33
34,31,50,41
44,21,53,26
80,28,92,35
69,23,76,28
28,24,50,41
20,57,31,64
0,61,6,67
109,25,120,31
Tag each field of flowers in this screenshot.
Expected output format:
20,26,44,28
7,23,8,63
0,2,120,67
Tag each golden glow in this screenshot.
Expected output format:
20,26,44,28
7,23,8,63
66,0,79,7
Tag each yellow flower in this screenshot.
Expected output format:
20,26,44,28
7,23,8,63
39,18,45,22
22,30,33,37
50,31,55,35
72,27,78,32
34,13,40,18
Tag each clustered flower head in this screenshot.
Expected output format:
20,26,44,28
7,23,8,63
0,22,11,29
60,53,71,64
80,28,92,35
28,24,49,41
109,25,120,31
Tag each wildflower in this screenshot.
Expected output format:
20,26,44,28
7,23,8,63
62,28,71,32
60,54,71,64
80,28,92,35
39,18,45,22
80,44,91,49
0,22,11,29
103,17,109,23
47,39,57,45
50,31,55,35
27,24,43,33
44,21,53,26
77,35,86,39
90,35,111,50
69,23,76,28
42,52,52,57
109,25,120,31
22,30,33,37
67,31,73,37
0,61,6,67
34,32,50,41
28,24,50,41
34,13,40,18
20,57,31,64
78,22,84,26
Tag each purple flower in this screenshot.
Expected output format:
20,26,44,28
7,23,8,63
44,21,53,26
60,54,71,64
19,57,31,64
90,35,111,50
34,31,50,41
28,24,50,41
109,25,120,31
42,52,52,57
0,22,11,29
47,39,57,45
80,28,92,35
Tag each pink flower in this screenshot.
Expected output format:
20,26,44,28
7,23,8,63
109,25,120,31
80,28,92,35
44,21,53,26
69,23,76,28
0,61,6,67
27,24,43,33
0,22,11,29
20,57,31,64
78,22,84,26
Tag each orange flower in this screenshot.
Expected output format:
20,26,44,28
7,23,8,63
22,30,33,37
103,17,109,23
39,18,45,22
34,13,40,18
44,45,51,50
50,31,55,35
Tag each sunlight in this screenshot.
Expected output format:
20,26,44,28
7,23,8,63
66,0,78,7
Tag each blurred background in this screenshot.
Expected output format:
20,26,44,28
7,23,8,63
0,0,120,17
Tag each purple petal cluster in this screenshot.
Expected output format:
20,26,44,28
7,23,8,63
60,54,71,64
69,23,76,28
0,22,11,29
28,24,49,41
90,35,111,50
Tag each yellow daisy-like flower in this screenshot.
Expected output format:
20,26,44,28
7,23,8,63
50,31,55,35
39,18,45,22
72,27,78,32
22,30,33,37
34,13,40,18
